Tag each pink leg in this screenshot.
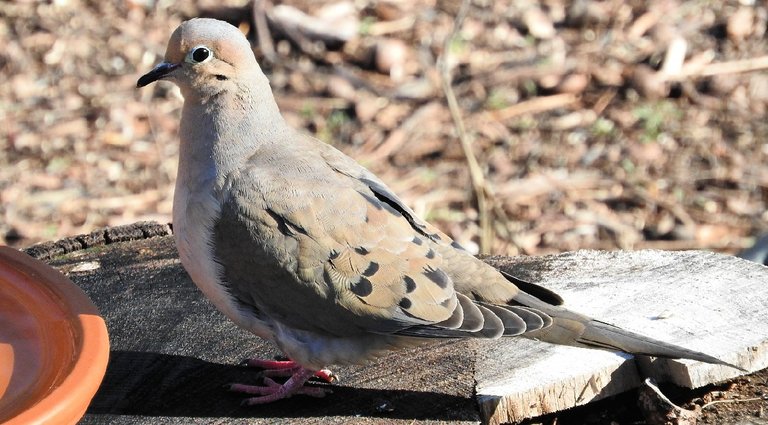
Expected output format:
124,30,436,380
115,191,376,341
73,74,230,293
228,367,333,405
243,359,298,370
242,358,337,383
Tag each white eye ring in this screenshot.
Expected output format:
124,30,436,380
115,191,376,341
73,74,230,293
187,45,213,64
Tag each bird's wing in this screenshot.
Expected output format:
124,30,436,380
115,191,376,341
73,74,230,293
319,142,565,306
317,140,454,245
211,139,547,339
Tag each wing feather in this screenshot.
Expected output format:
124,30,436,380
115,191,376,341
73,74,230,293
216,138,558,342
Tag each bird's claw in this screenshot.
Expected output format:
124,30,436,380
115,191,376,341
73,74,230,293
228,375,333,405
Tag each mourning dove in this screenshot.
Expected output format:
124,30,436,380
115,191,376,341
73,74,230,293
138,18,731,405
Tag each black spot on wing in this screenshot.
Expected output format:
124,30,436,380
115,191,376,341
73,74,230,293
362,182,447,240
425,248,436,259
501,270,564,306
362,262,379,277
265,208,293,236
354,246,371,255
450,240,466,250
265,208,308,236
412,236,423,245
404,276,417,293
329,250,340,260
423,267,450,289
351,277,373,297
361,188,402,217
399,297,412,309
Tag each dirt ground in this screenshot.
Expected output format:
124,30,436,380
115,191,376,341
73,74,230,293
2,0,767,423
519,374,768,424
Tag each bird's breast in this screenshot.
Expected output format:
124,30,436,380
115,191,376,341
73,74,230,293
172,177,274,339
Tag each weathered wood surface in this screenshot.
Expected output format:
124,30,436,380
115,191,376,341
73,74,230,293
29,223,478,425
24,222,768,424
478,251,768,424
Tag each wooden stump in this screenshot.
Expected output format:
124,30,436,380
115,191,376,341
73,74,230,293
23,222,768,424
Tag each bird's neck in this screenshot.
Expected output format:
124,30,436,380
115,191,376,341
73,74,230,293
177,78,288,191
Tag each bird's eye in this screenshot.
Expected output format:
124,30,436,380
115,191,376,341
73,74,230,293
190,46,212,63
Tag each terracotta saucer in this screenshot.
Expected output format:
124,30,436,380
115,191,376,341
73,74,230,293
0,246,109,424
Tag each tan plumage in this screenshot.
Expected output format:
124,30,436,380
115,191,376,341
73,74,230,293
138,18,732,404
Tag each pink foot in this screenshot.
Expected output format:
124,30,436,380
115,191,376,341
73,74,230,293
228,367,333,405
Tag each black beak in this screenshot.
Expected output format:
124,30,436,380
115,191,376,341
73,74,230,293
137,62,180,88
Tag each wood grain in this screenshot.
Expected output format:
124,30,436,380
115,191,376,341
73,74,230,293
479,250,768,424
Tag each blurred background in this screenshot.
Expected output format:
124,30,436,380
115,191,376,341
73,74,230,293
1,0,767,257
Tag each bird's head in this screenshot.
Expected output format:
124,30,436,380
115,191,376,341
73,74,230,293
137,18,261,100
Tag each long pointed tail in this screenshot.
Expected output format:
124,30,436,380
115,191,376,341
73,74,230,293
516,292,740,369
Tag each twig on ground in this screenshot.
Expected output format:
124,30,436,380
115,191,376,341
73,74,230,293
252,0,276,63
483,93,579,122
592,89,617,116
437,0,493,254
367,16,416,36
701,397,763,410
680,55,768,79
638,378,700,425
265,5,324,59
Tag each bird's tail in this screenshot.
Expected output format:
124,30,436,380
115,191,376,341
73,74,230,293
515,292,738,368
